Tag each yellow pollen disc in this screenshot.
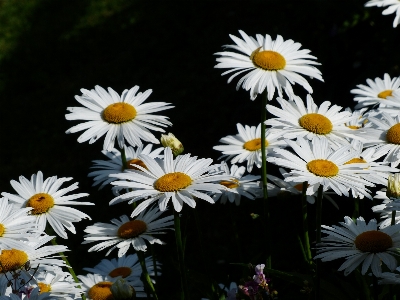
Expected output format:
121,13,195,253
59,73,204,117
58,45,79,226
27,193,55,215
378,89,393,99
347,125,361,130
38,282,51,294
126,158,147,170
243,138,268,151
102,103,137,124
154,172,192,192
298,113,333,135
345,158,367,165
109,267,132,278
220,179,239,189
354,230,393,253
118,220,147,239
0,249,28,273
0,224,5,236
250,48,286,71
387,123,400,144
88,282,114,300
306,159,339,177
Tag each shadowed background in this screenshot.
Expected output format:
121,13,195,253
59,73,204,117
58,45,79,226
0,0,399,299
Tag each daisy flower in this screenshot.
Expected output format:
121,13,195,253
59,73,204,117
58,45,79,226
1,171,93,239
315,216,400,276
88,144,164,189
365,0,400,28
266,95,366,146
0,198,37,249
82,205,173,256
65,85,173,151
215,30,323,100
78,273,145,299
351,73,400,108
213,123,286,172
267,137,375,198
0,287,52,300
83,253,160,284
208,162,262,205
364,112,400,167
379,266,400,284
109,147,231,216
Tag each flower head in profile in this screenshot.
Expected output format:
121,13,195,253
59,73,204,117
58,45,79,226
215,30,323,100
315,216,400,276
66,85,173,151
1,171,93,239
110,147,231,216
88,144,164,189
213,123,286,172
82,205,173,256
365,0,400,28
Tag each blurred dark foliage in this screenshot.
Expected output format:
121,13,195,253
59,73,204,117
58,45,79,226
0,0,399,299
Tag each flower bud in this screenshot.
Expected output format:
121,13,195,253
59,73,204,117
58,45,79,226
110,278,136,300
161,133,184,156
387,173,400,200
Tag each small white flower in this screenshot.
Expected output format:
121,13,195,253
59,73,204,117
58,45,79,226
366,0,400,28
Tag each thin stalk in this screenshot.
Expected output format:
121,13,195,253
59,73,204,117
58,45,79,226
174,209,190,300
352,195,359,222
392,210,396,225
315,185,323,300
46,229,86,300
301,181,312,265
137,251,158,300
150,244,158,291
260,89,271,269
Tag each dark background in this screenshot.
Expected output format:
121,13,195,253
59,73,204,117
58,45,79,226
0,0,399,299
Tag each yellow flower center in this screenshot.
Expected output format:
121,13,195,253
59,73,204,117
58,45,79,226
38,282,51,294
26,193,55,215
88,282,114,300
354,230,393,253
0,224,5,236
102,103,137,124
250,47,286,71
306,159,339,177
125,158,147,171
347,125,361,130
118,220,147,239
154,172,192,192
387,123,400,144
220,179,239,189
344,158,367,164
298,113,333,135
0,249,28,272
109,267,132,278
378,90,393,99
243,138,268,151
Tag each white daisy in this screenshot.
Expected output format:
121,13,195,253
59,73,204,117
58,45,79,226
265,95,366,146
213,123,286,172
1,171,93,239
364,112,400,167
267,137,375,198
215,30,323,100
65,85,173,151
0,287,53,300
208,162,261,205
83,253,160,284
78,273,145,299
365,0,400,28
88,144,164,189
109,147,231,216
315,216,400,276
379,266,400,284
82,205,173,256
0,198,37,249
351,73,400,108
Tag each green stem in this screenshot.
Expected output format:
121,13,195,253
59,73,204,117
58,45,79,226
301,181,312,265
174,209,190,300
352,195,359,222
47,229,86,300
392,210,396,226
137,251,158,300
315,185,323,300
120,146,127,169
260,89,270,269
150,244,158,291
